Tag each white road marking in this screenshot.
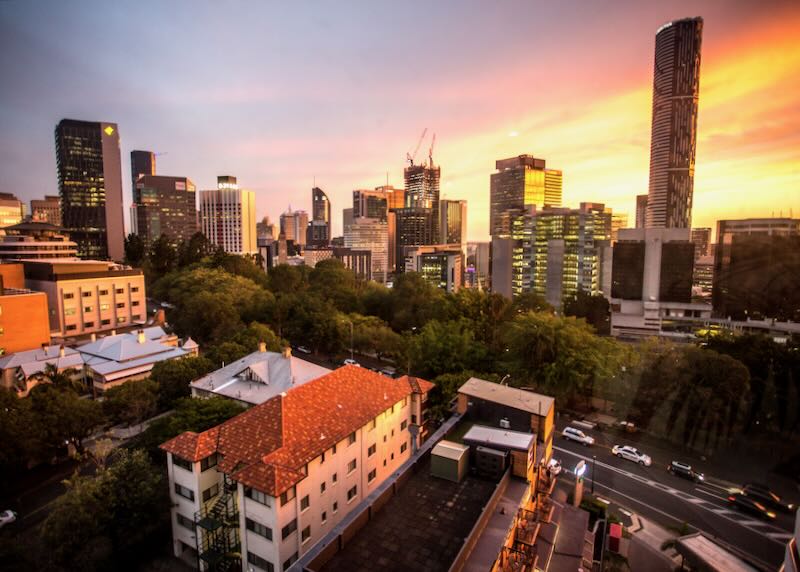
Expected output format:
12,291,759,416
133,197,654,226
766,532,793,541
694,487,728,501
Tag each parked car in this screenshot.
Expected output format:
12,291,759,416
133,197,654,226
612,445,652,466
0,510,17,528
295,346,312,355
667,461,704,482
727,492,777,520
343,358,360,366
379,366,397,378
561,426,595,446
741,483,795,513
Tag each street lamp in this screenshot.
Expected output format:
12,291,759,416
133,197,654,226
591,455,597,495
344,319,354,361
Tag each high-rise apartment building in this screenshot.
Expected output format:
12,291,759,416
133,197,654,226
0,193,24,228
404,247,463,293
439,199,467,248
489,155,562,237
133,176,198,249
199,176,257,255
611,213,629,242
635,194,648,228
404,162,440,240
645,18,703,229
690,227,711,259
130,150,156,193
280,208,309,247
308,187,331,246
30,195,61,226
257,216,278,240
713,218,800,321
394,207,435,273
55,119,125,260
344,217,389,283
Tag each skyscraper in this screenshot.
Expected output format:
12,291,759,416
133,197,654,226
439,199,468,247
489,155,562,237
635,194,648,229
133,175,197,249
55,119,125,260
199,176,257,255
308,187,331,246
645,18,703,229
344,217,389,283
690,227,711,259
404,162,440,240
130,150,156,193
394,207,434,273
280,208,309,246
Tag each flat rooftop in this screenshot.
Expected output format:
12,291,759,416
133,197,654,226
319,456,498,572
459,377,554,417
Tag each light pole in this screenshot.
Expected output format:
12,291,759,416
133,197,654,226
344,319,354,361
591,455,597,495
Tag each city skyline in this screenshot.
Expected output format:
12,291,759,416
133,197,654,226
1,1,799,242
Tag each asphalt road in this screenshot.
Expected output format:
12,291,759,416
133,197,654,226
552,427,796,569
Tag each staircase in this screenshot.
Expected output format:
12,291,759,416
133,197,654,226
194,476,241,571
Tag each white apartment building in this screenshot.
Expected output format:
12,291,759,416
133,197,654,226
161,365,434,571
199,177,257,255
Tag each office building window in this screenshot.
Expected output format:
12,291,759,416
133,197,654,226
65,324,77,331
174,483,194,501
101,319,110,325
245,487,270,506
115,288,124,294
246,518,273,540
63,292,74,299
99,289,109,296
82,291,92,298
84,306,93,313
116,302,125,308
131,287,139,293
246,551,274,572
84,322,94,328
64,307,76,316
100,303,110,311
281,519,297,540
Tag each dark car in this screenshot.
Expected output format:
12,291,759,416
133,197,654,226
742,483,795,514
667,461,704,482
727,492,776,520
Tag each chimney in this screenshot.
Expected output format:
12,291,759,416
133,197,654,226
137,329,146,344
59,345,65,358
282,346,292,359
90,333,97,342
111,329,116,336
258,342,267,353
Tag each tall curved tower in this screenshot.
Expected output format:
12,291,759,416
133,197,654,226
645,17,703,229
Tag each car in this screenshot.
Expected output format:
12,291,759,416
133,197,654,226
727,492,776,520
379,366,397,378
667,461,704,482
612,445,652,466
295,346,312,355
343,358,360,366
0,510,17,528
561,426,595,446
741,483,795,513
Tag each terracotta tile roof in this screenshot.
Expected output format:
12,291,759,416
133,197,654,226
403,376,435,394
161,427,220,462
160,365,433,496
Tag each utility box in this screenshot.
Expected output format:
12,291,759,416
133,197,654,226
608,523,622,553
430,440,469,483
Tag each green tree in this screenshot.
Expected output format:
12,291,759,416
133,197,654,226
28,385,104,456
0,389,39,481
309,259,361,313
511,292,553,315
349,314,404,360
150,356,214,408
563,289,610,335
102,380,158,427
148,234,177,276
41,363,84,393
267,264,310,295
231,321,286,353
123,233,146,266
177,231,216,267
407,319,488,378
389,272,445,332
204,341,250,367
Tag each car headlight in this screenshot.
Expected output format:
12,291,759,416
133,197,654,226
697,475,704,481
767,511,776,518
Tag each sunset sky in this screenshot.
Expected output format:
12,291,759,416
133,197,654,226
1,0,798,240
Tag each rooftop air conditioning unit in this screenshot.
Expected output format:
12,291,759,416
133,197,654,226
499,418,511,429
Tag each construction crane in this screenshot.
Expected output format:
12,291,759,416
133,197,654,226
406,128,428,166
427,133,436,167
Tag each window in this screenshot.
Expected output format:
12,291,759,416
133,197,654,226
333,501,338,513
367,444,376,457
401,442,408,454
383,459,387,467
401,420,408,431
383,435,387,443
402,397,408,407
172,456,192,472
176,513,195,531
131,287,139,292
65,324,77,331
246,518,273,540
132,300,140,307
63,292,74,299
283,553,298,571
321,511,327,524
368,469,377,483
247,551,274,572
174,483,194,501
115,288,124,294
320,482,326,495
332,473,338,483
411,414,418,424
280,487,296,506
391,429,395,437
245,487,271,506
132,314,142,320
347,459,357,474
332,444,337,455
101,319,110,325
200,453,218,471
348,432,356,445
368,418,376,431
202,483,219,502
116,302,125,308
82,291,92,298
84,322,94,328
300,495,310,511
301,526,311,543
320,451,325,464
347,486,358,502
84,306,93,313
281,519,297,540
99,289,109,296
64,308,76,316
100,303,110,311
391,453,395,460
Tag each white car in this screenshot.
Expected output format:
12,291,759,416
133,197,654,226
343,358,360,366
0,510,17,528
562,426,595,446
612,445,652,466
295,346,312,355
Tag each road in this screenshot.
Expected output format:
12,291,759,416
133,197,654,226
552,426,796,569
